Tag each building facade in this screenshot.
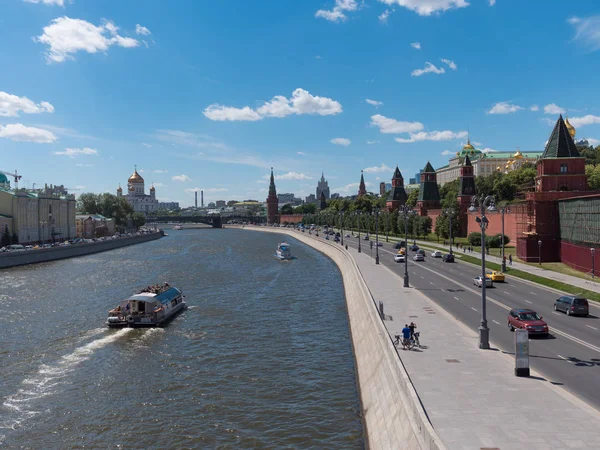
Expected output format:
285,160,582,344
216,200,226,208
158,201,180,210
117,167,159,215
305,194,316,204
316,172,330,200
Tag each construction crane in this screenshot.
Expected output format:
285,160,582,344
0,169,22,190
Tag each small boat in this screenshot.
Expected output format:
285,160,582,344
276,242,292,260
173,224,183,230
107,284,187,328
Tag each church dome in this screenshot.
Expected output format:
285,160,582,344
565,117,576,139
117,185,123,192
458,139,482,158
128,168,144,183
513,150,523,159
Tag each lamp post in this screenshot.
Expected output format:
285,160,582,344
374,208,380,265
470,194,495,350
538,240,542,266
385,211,389,242
444,208,456,254
399,205,413,288
591,248,596,279
340,210,344,246
494,206,509,272
357,212,362,253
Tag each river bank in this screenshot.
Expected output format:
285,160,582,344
0,231,164,269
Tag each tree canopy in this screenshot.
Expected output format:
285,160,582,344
77,193,135,228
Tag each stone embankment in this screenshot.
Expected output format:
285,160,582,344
243,226,445,450
0,231,164,269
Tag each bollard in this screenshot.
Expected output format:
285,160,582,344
514,328,530,377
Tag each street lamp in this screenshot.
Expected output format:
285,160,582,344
385,211,390,242
494,206,509,272
374,208,380,265
340,210,344,246
399,205,414,288
469,194,495,350
356,212,362,253
591,248,596,279
538,240,542,265
444,208,456,254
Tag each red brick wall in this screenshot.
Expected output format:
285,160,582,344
279,214,304,224
467,211,518,243
561,241,598,275
428,209,442,233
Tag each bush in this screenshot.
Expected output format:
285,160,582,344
468,232,481,246
487,233,510,248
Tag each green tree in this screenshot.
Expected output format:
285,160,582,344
77,193,100,214
11,232,18,244
280,204,294,215
1,225,10,246
439,179,460,208
586,164,600,190
415,215,432,238
406,188,419,208
131,212,146,229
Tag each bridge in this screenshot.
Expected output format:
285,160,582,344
147,215,267,228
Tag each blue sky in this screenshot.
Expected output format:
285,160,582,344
2,0,600,206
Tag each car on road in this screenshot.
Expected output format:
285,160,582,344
431,250,443,258
554,296,589,316
508,309,549,336
417,249,426,256
409,244,419,251
394,253,406,263
486,270,505,282
393,242,406,250
376,242,383,246
334,236,340,242
363,235,370,241
398,247,406,255
442,253,455,263
473,276,492,288
345,233,351,238
413,253,424,262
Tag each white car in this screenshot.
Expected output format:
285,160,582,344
394,254,406,263
345,234,351,238
431,250,443,258
474,276,493,288
413,254,425,262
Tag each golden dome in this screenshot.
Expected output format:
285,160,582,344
128,167,144,183
117,185,122,192
463,139,475,151
496,166,501,171
456,152,460,156
565,117,576,139
513,150,523,159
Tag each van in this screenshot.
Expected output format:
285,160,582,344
554,296,589,316
7,244,25,251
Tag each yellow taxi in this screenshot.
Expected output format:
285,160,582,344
486,270,505,282
398,248,406,255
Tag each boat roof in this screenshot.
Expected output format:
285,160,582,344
127,287,181,304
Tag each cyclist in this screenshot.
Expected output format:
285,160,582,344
401,324,412,349
409,322,417,339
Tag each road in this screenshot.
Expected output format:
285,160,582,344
331,232,600,410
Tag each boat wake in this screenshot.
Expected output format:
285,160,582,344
0,328,133,437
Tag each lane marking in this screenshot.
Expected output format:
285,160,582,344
504,291,510,295
420,276,424,279
429,281,435,286
492,320,500,325
453,297,459,301
471,307,478,312
587,325,599,331
530,292,538,296
525,300,532,304
557,354,574,364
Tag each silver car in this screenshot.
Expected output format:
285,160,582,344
554,296,589,316
474,276,492,288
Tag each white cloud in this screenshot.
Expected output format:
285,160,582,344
316,55,322,59
152,182,167,188
363,164,393,173
378,0,469,16
256,180,267,184
410,42,421,49
297,151,307,156
135,24,151,36
543,103,566,115
24,0,65,5
366,99,383,106
411,62,445,76
75,163,93,167
331,137,351,146
489,0,495,5
441,58,457,70
204,88,342,121
530,105,539,111
316,0,359,22
142,143,152,148
487,101,523,114
333,181,373,193
274,172,313,181
53,147,97,157
367,140,379,144
370,114,424,134
36,17,140,63
568,16,600,52
441,149,454,156
153,169,168,173
0,91,55,117
172,174,191,182
481,148,498,153
379,9,392,22
569,115,600,128
585,138,600,146
74,185,86,189
0,123,57,143
395,130,468,143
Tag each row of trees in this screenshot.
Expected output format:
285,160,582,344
1,225,18,246
77,193,146,229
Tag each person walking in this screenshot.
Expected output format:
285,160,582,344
509,254,513,266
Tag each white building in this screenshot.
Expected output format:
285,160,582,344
117,167,159,215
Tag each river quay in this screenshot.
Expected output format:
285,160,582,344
243,226,600,450
0,231,163,269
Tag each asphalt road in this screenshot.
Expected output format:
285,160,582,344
328,232,600,410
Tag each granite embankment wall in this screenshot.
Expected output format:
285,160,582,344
243,226,444,450
0,232,163,269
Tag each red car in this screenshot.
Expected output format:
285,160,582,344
507,309,549,337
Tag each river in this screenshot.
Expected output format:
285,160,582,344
0,228,363,449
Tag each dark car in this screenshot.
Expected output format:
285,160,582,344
363,235,370,241
417,249,426,256
554,296,589,316
507,309,549,337
393,242,406,250
442,254,455,263
409,244,419,251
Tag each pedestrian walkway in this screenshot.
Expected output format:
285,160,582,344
348,245,600,450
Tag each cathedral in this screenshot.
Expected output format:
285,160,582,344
117,167,159,215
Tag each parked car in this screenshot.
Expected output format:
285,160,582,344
431,250,443,258
376,242,383,247
486,270,505,282
413,253,424,262
554,296,589,316
394,254,405,263
473,276,492,288
508,309,549,336
393,242,406,250
345,234,351,238
442,253,455,263
409,244,419,251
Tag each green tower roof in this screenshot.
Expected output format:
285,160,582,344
542,115,581,159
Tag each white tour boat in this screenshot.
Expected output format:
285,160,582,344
173,224,183,230
107,283,187,328
276,242,292,260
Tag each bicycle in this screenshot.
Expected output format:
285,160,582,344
393,334,414,350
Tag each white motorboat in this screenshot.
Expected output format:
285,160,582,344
173,224,183,230
276,242,292,260
107,283,187,328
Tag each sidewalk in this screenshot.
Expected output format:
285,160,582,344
348,244,600,450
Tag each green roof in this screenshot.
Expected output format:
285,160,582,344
542,115,581,158
481,151,542,159
423,161,435,173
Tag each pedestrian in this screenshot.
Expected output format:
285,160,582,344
401,324,412,349
509,254,512,266
464,247,466,253
409,321,417,338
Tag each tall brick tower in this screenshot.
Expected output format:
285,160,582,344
358,170,367,197
416,161,440,216
457,155,476,236
266,167,280,224
386,166,408,212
